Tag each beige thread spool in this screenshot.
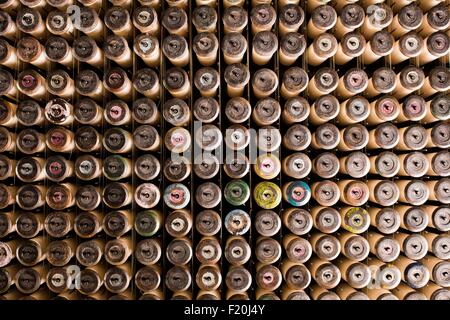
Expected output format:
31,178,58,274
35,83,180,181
391,31,424,64
104,68,133,101
222,6,248,34
46,10,74,39
163,67,190,99
17,37,48,69
335,31,365,65
279,32,306,66
283,234,312,264
366,67,396,98
193,32,219,66
334,4,365,39
395,205,428,232
361,30,394,64
224,63,249,97
418,32,449,65
104,35,133,68
222,32,247,64
251,4,276,34
339,151,370,178
307,5,337,38
423,232,450,260
310,233,341,261
281,67,308,99
368,207,400,235
335,258,371,289
368,123,400,149
162,34,189,67
337,96,369,125
252,31,278,65
134,34,160,67
307,67,338,99
0,39,17,69
283,97,310,124
392,255,430,289
133,6,159,35
396,124,427,151
194,67,220,97
16,7,46,39
419,282,450,300
162,7,187,36
46,70,75,99
283,124,311,151
305,33,338,66
392,283,427,300
421,254,450,289
422,66,450,98
73,36,104,68
310,206,340,234
427,178,450,204
389,4,423,39
395,232,428,261
279,4,304,36
336,68,368,99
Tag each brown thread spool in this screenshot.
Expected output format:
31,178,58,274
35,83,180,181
398,94,426,122
282,152,311,180
0,99,17,128
222,32,247,65
0,11,17,41
16,211,43,239
105,7,132,38
256,264,282,292
134,183,161,209
389,4,423,39
196,182,221,209
336,68,368,99
427,122,450,149
283,124,311,151
45,155,74,182
196,210,221,236
253,97,281,126
132,97,159,125
307,5,337,38
20,0,48,9
309,284,340,300
254,210,280,237
394,65,425,99
362,30,394,64
17,69,46,100
103,182,133,208
282,208,313,236
16,184,45,211
103,127,133,153
16,129,46,154
0,69,17,100
105,237,133,265
77,7,104,40
0,211,16,238
395,205,428,232
195,236,221,264
166,0,187,8
135,238,161,266
193,32,218,67
15,265,47,295
419,32,449,65
0,39,17,69
336,284,368,300
310,233,341,261
224,236,251,266
335,31,365,65
104,35,132,68
165,209,191,237
103,210,133,238
224,152,250,179
76,239,104,266
283,234,312,264
134,125,160,152
396,124,427,151
427,151,450,177
339,152,370,179
16,157,46,182
334,4,364,39
104,100,131,126
367,123,399,149
278,4,304,36
163,67,190,99
279,32,306,66
46,70,75,99
194,67,220,97
45,36,73,67
308,257,341,290
393,255,430,289
307,68,338,99
398,152,429,177
47,238,77,267
224,63,250,97
193,153,219,179
162,7,186,36
75,70,104,101
422,66,450,98
419,282,450,300
225,266,252,293
311,180,340,207
0,130,15,155
222,6,247,34
391,31,424,64
78,264,108,295
163,34,189,67
163,98,190,126
44,211,74,238
16,236,48,266
196,265,222,292
0,155,15,182
283,97,310,124
166,237,192,266
196,124,222,151
311,206,340,234
367,96,400,125
45,98,73,126
73,36,103,68
311,123,340,150
46,10,73,39
397,180,429,206
252,31,278,66
193,97,219,123
139,290,164,300
305,33,338,66
427,178,450,204
423,232,450,260
337,96,371,125
252,68,278,99
16,8,46,39
366,68,396,98
105,263,133,294
309,94,339,126
338,232,369,262
250,4,276,34
368,206,400,235
164,127,191,153
312,152,339,179
104,68,133,100
76,185,101,211
74,155,102,181
421,253,450,287
335,258,371,289
225,97,251,124
16,100,44,127
193,6,217,33
368,231,401,263
46,126,75,153
305,0,331,12
46,267,72,294
395,232,428,260
134,33,160,67
281,67,308,99
46,183,76,210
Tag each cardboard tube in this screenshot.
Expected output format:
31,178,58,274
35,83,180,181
392,255,430,289
310,233,340,261
368,231,400,262
368,207,400,234
396,124,427,151
391,31,424,64
309,95,339,125
78,7,104,40
281,259,311,290
366,67,396,98
309,258,340,289
337,96,369,125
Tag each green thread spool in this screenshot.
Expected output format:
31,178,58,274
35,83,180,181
224,179,250,206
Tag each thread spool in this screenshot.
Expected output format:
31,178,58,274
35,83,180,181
222,6,247,33
307,68,338,99
305,33,338,66
390,4,423,39
224,63,250,97
46,10,73,38
162,7,187,36
419,32,449,65
251,4,276,34
362,30,394,64
104,35,132,68
134,34,160,67
279,4,304,36
307,5,337,38
395,205,428,232
335,31,365,65
193,5,217,33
